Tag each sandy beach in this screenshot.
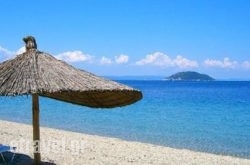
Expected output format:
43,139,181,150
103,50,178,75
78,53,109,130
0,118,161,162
0,120,249,165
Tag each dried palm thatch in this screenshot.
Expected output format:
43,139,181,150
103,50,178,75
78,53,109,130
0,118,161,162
0,37,142,108
0,36,142,165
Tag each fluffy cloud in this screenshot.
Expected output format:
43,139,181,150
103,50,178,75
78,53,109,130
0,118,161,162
0,46,14,61
135,52,198,68
100,54,129,65
16,46,25,54
242,61,250,69
55,51,92,63
204,57,238,68
0,46,27,62
173,55,199,68
135,52,173,66
100,56,113,64
0,46,12,55
1,45,249,72
115,54,129,64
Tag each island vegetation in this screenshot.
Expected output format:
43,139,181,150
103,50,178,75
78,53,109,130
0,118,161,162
166,71,215,81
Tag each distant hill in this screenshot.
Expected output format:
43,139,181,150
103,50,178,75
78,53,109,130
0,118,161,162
166,71,215,81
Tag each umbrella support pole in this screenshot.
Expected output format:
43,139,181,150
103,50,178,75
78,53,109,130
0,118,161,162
32,94,41,165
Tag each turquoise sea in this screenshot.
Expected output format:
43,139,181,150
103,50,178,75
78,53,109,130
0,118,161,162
0,80,250,158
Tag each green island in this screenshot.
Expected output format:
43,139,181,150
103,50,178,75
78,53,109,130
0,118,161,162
166,71,215,81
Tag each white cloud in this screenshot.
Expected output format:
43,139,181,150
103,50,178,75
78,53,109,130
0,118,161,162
16,46,26,54
2,45,249,74
204,57,238,68
135,52,173,66
0,46,14,61
242,61,250,69
135,52,198,68
55,51,92,63
100,56,112,64
0,46,12,55
100,54,129,65
173,55,199,68
115,54,129,64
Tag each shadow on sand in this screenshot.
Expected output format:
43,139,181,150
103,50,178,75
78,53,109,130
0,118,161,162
0,152,56,165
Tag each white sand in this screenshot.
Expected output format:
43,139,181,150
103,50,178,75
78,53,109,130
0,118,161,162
0,120,249,165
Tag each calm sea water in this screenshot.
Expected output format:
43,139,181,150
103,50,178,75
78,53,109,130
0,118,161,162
0,81,250,158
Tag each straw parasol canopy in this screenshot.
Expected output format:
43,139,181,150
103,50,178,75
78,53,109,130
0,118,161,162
0,36,142,164
0,36,142,108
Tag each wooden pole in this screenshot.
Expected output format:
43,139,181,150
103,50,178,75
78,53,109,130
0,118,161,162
32,94,41,165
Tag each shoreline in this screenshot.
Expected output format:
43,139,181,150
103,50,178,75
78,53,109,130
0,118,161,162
0,119,249,165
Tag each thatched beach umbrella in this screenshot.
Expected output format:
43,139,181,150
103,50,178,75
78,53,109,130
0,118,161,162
0,36,142,164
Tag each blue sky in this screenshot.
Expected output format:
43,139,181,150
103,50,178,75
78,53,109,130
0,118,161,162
0,0,250,79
